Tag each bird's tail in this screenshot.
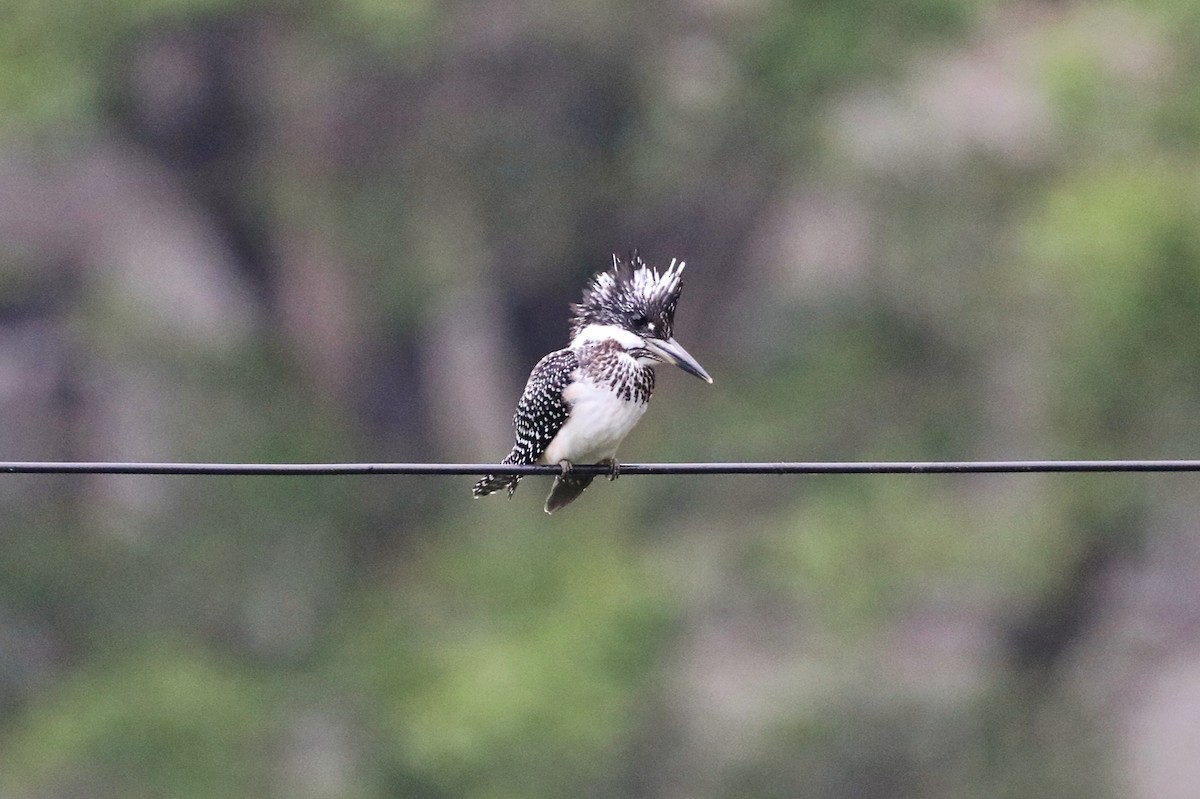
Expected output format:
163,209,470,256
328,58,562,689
473,472,521,498
473,452,523,498
544,474,595,514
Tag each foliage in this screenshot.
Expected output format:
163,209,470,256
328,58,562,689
0,642,272,798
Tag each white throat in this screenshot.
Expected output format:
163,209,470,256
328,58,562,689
570,323,643,350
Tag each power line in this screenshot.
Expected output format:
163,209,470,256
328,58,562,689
3,460,1200,476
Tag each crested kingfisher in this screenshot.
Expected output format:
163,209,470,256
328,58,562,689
473,251,713,513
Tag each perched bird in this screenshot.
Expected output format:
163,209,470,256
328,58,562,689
473,251,713,513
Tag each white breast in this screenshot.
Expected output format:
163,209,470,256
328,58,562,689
540,376,649,467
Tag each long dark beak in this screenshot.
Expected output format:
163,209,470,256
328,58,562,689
647,337,713,383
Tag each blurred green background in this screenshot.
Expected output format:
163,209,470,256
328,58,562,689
3,0,1200,796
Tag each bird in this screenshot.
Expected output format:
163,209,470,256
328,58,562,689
473,250,713,513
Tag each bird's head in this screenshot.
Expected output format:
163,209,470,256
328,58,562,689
569,251,713,383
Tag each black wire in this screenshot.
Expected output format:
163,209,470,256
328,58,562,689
2,460,1200,475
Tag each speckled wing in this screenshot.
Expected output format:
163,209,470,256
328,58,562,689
472,348,578,498
506,348,578,466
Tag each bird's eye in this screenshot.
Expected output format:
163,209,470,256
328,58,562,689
630,314,649,330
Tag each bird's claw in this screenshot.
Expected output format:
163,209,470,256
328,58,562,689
601,458,620,481
558,460,572,476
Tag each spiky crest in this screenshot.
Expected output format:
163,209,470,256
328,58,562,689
569,250,686,339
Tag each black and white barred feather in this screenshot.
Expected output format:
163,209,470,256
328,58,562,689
472,349,578,498
570,251,684,340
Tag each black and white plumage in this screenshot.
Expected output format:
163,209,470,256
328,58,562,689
474,251,712,513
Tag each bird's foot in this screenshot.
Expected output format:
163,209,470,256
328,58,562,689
600,458,620,481
558,460,572,476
